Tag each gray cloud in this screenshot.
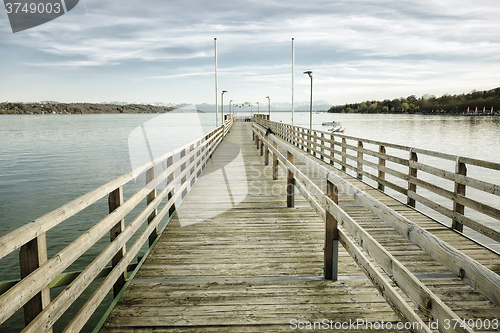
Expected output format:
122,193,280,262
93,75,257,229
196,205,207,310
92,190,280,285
1,0,499,104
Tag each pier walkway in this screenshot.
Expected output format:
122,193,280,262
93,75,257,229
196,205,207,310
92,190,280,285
1,118,499,333
100,121,500,333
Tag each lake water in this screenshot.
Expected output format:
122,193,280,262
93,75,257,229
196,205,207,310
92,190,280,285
0,111,499,331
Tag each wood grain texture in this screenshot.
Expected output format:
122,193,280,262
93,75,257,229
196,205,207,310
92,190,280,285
101,121,409,332
101,120,499,333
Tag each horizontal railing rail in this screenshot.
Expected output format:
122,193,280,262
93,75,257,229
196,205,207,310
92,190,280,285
253,123,500,333
0,116,234,332
254,117,500,244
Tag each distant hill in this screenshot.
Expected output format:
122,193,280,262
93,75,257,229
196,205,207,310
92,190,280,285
0,102,180,114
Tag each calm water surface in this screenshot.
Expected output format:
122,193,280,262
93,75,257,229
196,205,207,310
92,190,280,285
0,112,499,331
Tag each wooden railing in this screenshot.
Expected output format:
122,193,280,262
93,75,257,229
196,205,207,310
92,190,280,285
254,117,500,244
252,123,500,333
0,116,234,332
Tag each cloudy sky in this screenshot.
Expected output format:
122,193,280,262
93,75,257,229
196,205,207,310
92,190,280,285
1,0,499,107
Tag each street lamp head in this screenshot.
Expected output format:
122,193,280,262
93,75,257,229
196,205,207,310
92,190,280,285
303,71,312,78
266,96,270,100
222,90,227,94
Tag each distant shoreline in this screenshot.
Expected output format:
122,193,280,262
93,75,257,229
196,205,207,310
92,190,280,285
0,102,204,115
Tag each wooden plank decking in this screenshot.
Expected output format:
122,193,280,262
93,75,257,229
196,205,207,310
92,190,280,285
100,121,500,333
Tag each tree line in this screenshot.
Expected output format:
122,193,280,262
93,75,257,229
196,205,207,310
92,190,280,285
328,87,500,114
0,102,175,114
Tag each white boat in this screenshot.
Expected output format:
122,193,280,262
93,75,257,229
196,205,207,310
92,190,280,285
328,126,345,133
322,121,338,126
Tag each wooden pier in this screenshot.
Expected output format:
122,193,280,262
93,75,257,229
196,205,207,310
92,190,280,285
1,117,499,332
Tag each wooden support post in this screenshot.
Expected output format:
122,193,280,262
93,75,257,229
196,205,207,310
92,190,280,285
167,155,176,217
357,141,363,180
108,186,126,297
146,166,158,246
408,148,418,208
300,128,304,150
190,144,196,186
341,138,347,172
196,139,202,177
452,157,467,232
180,149,188,199
260,135,264,156
307,129,311,153
264,133,270,165
207,134,213,160
325,179,339,280
273,141,279,180
287,151,295,208
320,133,325,161
378,145,386,191
19,234,51,329
311,130,316,156
330,133,335,166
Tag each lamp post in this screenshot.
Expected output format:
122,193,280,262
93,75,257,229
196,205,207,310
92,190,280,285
303,71,313,130
229,99,232,119
257,102,260,114
214,38,218,126
266,96,270,120
221,90,227,122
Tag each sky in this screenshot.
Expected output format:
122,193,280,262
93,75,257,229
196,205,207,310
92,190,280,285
1,0,499,108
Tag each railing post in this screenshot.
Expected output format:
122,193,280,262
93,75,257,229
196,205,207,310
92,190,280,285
264,132,270,165
307,129,311,153
378,145,386,191
325,179,339,281
196,139,202,177
260,134,264,156
19,234,51,329
320,133,325,161
330,133,335,166
452,157,467,232
303,128,306,150
273,140,279,180
167,155,176,217
180,148,188,199
293,126,297,147
287,151,295,208
310,130,315,156
341,138,347,172
357,141,363,180
146,166,158,246
300,128,305,150
109,186,126,297
190,143,196,186
408,148,418,208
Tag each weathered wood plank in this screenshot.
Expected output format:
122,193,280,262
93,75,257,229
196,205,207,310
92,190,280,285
101,120,500,333
102,121,412,332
